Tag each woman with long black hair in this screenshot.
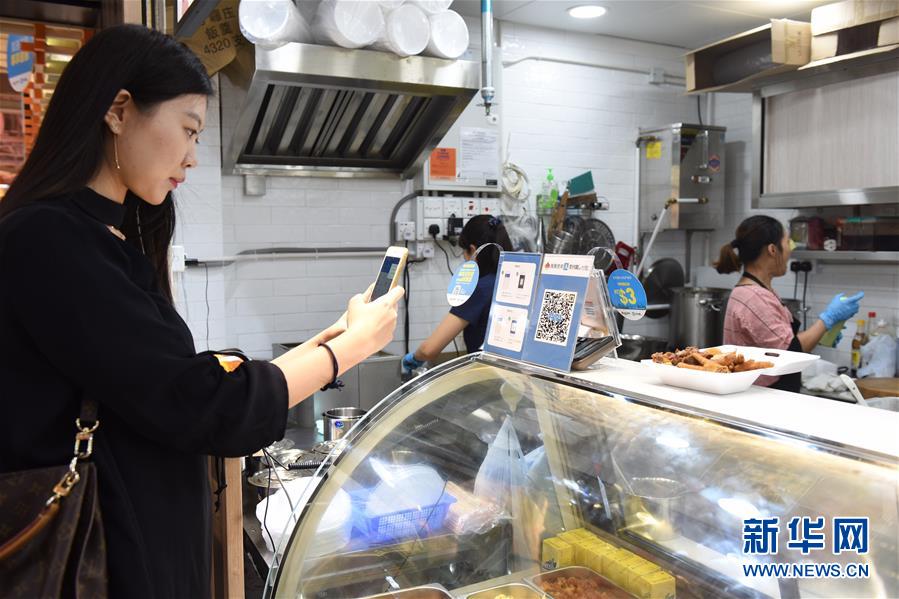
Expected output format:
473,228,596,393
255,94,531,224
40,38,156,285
0,25,402,597
402,215,513,371
716,215,863,392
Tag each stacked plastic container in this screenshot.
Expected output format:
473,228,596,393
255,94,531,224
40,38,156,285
237,0,469,60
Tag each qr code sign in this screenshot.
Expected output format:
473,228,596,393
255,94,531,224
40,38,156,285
534,289,577,346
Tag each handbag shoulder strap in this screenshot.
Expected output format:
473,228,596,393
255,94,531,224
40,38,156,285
0,400,100,562
79,399,99,428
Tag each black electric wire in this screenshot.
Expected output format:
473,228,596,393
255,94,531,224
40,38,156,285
203,263,210,349
793,270,799,303
404,242,411,355
434,236,454,275
260,449,277,557
697,95,703,126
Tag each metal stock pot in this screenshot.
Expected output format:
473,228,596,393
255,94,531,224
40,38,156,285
669,287,731,348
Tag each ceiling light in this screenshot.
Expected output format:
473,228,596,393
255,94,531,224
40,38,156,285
568,5,607,19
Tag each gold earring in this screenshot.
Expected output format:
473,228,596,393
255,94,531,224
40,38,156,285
113,135,121,170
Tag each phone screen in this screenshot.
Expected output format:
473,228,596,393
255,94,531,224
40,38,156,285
371,255,401,301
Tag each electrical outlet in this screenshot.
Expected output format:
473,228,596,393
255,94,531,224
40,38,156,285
396,221,415,241
170,245,186,273
421,241,435,259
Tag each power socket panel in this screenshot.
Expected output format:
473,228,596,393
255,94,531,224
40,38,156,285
396,221,415,241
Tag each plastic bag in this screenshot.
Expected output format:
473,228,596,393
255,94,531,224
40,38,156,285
474,415,526,504
238,0,313,49
502,214,540,253
474,416,543,569
371,3,430,57
313,0,385,49
423,9,469,60
858,335,897,379
444,481,503,535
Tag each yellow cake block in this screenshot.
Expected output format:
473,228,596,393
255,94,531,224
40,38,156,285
601,548,633,575
557,528,592,544
585,541,616,575
541,537,575,569
633,569,676,599
573,537,608,566
605,553,643,587
625,559,661,593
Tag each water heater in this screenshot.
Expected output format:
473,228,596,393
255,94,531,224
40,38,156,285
637,123,726,232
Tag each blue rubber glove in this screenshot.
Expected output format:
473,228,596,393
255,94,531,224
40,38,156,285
402,352,425,373
820,291,864,329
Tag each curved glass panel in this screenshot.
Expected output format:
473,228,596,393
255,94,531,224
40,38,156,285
266,356,899,599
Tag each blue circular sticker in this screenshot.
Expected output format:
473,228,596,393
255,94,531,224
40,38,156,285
447,260,480,307
607,269,647,320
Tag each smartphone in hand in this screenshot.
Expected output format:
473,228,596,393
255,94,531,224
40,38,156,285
370,246,408,301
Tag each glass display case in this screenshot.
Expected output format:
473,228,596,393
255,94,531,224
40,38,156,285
263,354,899,599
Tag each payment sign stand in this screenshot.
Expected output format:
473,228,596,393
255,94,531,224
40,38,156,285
484,252,604,372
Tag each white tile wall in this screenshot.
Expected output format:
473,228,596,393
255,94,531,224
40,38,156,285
499,22,698,339
173,19,896,367
170,20,705,359
695,93,899,368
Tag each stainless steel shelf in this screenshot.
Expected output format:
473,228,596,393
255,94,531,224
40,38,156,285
755,186,899,209
791,250,899,264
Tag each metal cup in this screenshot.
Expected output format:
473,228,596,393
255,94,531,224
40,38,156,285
322,407,366,441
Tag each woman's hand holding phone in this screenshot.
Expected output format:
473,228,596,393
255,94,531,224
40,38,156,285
344,284,404,355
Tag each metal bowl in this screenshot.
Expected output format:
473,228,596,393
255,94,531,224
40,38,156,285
311,439,347,456
264,448,307,468
247,467,313,489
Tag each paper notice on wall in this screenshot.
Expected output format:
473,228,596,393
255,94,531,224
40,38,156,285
429,147,456,180
459,127,499,183
183,0,246,76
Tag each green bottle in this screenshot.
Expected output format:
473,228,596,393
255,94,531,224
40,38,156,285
538,168,559,211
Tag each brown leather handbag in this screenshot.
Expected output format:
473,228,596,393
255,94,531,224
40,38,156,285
0,401,107,598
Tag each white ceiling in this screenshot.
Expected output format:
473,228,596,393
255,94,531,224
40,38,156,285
451,0,834,49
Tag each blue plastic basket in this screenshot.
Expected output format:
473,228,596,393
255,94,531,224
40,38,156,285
350,488,456,545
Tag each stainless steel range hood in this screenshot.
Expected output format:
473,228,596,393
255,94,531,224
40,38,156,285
223,43,480,179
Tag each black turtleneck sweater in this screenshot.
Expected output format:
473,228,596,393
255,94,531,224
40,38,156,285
0,188,288,598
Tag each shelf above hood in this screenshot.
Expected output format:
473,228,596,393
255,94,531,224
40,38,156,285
223,43,480,179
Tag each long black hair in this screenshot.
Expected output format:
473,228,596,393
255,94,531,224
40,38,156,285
715,215,785,274
458,215,513,276
0,24,213,302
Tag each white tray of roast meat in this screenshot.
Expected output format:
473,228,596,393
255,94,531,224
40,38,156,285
640,345,820,395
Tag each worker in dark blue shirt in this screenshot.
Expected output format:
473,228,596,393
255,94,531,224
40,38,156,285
403,215,513,371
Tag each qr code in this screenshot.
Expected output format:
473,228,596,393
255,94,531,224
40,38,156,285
534,289,577,346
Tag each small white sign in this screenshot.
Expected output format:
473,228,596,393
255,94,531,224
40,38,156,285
486,305,529,352
459,127,499,182
496,260,536,306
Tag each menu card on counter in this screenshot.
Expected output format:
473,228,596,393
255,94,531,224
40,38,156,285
484,253,594,372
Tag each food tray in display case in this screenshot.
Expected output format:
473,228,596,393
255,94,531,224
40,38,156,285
525,567,632,599
464,582,546,599
359,584,454,599
264,354,898,599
